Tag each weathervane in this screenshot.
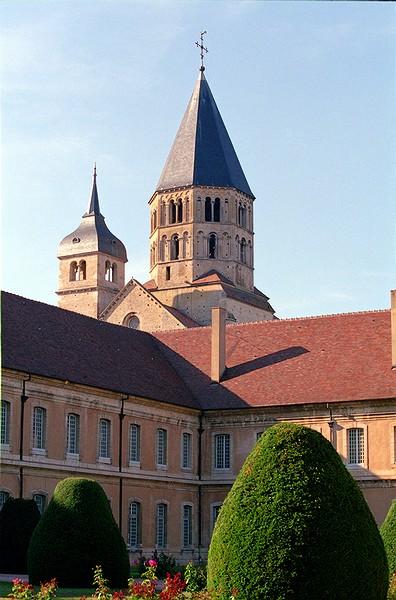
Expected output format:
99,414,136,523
195,30,208,71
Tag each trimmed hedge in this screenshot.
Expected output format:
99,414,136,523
27,478,129,587
0,497,41,573
207,423,388,600
381,499,396,576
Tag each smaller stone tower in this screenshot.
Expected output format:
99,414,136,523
57,166,127,318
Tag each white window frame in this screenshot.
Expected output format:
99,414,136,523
129,424,141,464
99,418,111,460
182,432,192,469
128,500,141,548
156,502,167,548
214,433,231,470
156,428,168,467
66,413,80,456
182,504,193,548
32,406,47,451
347,427,365,466
32,493,46,515
1,400,11,446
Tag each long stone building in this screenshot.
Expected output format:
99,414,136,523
1,60,396,565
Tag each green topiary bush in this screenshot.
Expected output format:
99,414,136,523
27,477,129,587
0,497,41,573
381,499,396,577
207,423,388,600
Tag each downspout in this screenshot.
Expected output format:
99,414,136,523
19,375,30,498
118,396,127,532
197,411,205,565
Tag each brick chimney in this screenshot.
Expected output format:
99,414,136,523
391,290,396,369
211,307,226,382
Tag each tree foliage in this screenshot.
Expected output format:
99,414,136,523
381,499,396,576
27,478,129,587
0,497,41,573
207,423,388,600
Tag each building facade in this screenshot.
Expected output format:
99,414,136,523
1,62,396,565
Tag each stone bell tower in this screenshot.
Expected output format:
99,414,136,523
147,37,274,325
57,166,128,318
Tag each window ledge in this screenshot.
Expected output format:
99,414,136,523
1,444,10,452
98,456,111,464
156,464,168,471
65,452,80,461
128,460,141,468
31,448,47,456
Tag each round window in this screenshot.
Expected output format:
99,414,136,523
128,316,140,330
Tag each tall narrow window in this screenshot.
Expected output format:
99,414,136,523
156,503,167,548
348,428,364,465
129,424,141,463
212,504,222,532
0,491,10,510
128,501,142,547
170,235,179,260
170,200,176,224
205,197,212,222
240,238,247,263
213,198,220,222
33,493,46,515
69,261,78,281
105,261,114,282
215,434,230,469
156,428,167,467
32,407,46,450
99,418,111,459
78,260,86,280
66,413,80,455
182,505,193,548
182,433,192,469
1,401,10,445
177,200,183,223
208,234,217,259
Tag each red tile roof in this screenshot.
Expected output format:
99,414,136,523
154,311,395,410
2,292,395,412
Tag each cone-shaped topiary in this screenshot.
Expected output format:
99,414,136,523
0,497,41,573
27,477,129,587
381,499,396,577
207,423,388,600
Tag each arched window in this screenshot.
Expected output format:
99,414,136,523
240,238,247,263
152,209,157,232
208,234,217,259
156,503,168,548
213,197,220,222
99,418,111,459
182,504,193,548
170,234,180,260
33,493,46,515
69,261,78,281
169,200,176,224
128,315,140,330
105,260,111,281
160,235,167,262
1,400,10,445
78,260,86,280
160,201,166,226
177,199,183,223
128,501,142,547
66,413,80,455
205,197,212,222
32,407,46,450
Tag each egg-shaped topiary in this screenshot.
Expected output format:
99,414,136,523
28,477,129,587
381,498,396,577
207,423,388,600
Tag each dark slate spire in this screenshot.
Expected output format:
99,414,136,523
156,70,254,198
57,166,127,261
85,163,100,215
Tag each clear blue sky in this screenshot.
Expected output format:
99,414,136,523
2,1,395,318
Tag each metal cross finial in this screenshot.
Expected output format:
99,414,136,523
195,30,208,71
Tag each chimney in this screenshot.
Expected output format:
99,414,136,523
211,307,226,383
391,290,396,369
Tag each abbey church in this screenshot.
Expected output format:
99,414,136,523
2,59,396,564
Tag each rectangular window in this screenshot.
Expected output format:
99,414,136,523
99,419,111,459
157,428,167,467
66,413,80,455
348,428,364,465
182,504,193,548
32,407,47,450
182,432,192,469
215,434,230,469
1,400,10,445
156,503,167,548
129,424,141,463
212,504,222,533
128,501,142,547
33,494,46,515
0,491,10,510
